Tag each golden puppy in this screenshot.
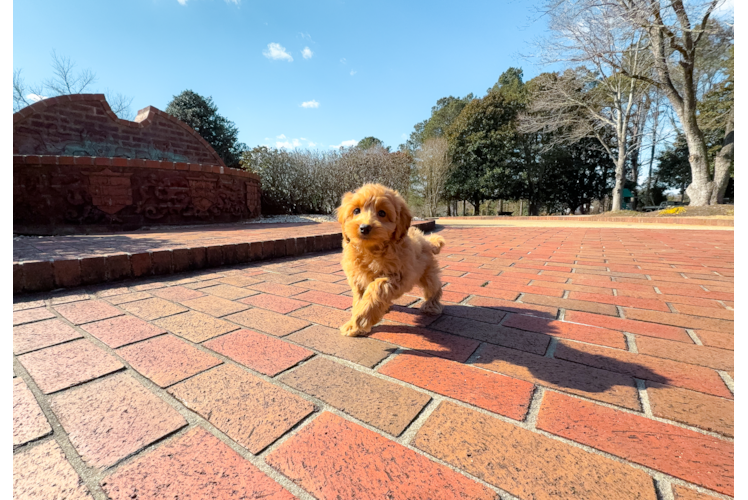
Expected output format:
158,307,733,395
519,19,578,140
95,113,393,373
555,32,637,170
336,183,446,337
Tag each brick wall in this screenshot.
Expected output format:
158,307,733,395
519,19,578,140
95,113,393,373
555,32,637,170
13,94,226,166
14,156,262,235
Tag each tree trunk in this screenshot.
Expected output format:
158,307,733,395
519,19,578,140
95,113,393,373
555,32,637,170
462,200,466,216
611,153,626,211
682,114,714,205
710,107,734,204
472,197,481,216
529,202,539,216
498,199,503,214
519,199,524,216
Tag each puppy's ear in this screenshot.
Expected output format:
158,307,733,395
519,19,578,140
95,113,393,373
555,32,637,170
394,195,412,241
336,192,354,225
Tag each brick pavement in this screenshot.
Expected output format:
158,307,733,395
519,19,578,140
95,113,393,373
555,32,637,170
13,225,734,499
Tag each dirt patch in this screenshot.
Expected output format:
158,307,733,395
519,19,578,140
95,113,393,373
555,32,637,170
591,206,734,218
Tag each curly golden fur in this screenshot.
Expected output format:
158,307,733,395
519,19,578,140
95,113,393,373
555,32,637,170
335,183,446,337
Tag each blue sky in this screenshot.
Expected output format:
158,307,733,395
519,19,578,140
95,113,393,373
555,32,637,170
13,0,554,150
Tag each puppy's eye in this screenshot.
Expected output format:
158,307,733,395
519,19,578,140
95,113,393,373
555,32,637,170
378,210,386,217
353,208,360,215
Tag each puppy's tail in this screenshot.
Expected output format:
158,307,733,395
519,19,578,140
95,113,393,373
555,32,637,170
427,234,446,255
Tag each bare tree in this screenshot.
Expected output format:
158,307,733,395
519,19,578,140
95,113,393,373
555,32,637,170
13,50,134,119
538,0,732,205
414,137,452,217
523,2,653,211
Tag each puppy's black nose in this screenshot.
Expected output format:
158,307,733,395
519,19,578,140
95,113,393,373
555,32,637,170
359,224,371,235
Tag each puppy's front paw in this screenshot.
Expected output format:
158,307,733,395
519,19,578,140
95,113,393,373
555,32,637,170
340,320,367,337
420,300,443,315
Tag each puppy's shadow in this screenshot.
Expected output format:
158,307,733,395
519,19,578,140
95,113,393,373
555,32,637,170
369,303,671,395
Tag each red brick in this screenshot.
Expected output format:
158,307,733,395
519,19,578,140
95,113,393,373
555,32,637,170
672,303,734,320
120,297,188,320
646,381,733,437
248,281,305,297
383,305,440,327
49,373,187,469
566,291,670,311
504,314,626,349
13,440,92,500
279,357,429,435
105,291,152,304
168,364,314,454
118,334,222,387
22,260,55,292
13,307,56,327
617,288,723,308
413,401,657,500
653,285,733,301
537,391,733,496
204,329,314,376
18,339,124,394
290,304,350,328
472,343,640,409
672,485,722,500
381,352,534,419
257,271,306,285
292,289,352,309
54,259,82,288
623,308,733,333
554,339,733,398
224,308,310,336
521,293,619,315
13,378,52,447
13,319,82,354
79,256,107,285
444,283,520,300
564,310,692,342
154,310,239,343
49,292,90,305
13,262,23,294
486,280,567,298
429,312,537,348
54,300,123,325
239,293,309,314
440,289,469,302
466,295,558,318
287,324,395,367
370,322,479,362
82,315,166,348
130,252,152,277
292,280,349,294
636,336,733,371
695,330,733,350
201,283,258,300
266,411,496,500
150,285,206,302
294,271,342,283
102,427,294,500
13,299,46,311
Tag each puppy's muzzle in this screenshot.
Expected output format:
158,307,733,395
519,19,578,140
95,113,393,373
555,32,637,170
359,224,372,235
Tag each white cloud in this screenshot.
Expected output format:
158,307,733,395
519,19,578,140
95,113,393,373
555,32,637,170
340,58,347,64
308,141,317,147
302,47,313,59
350,70,356,76
26,93,47,102
277,138,302,149
276,134,286,139
263,43,293,62
177,0,187,5
401,133,408,139
714,0,733,17
225,0,240,4
300,100,320,108
330,140,358,149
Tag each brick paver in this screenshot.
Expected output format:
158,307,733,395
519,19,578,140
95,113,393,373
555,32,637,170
53,300,123,325
153,310,239,342
279,357,430,436
266,412,496,499
13,378,51,447
49,373,187,468
168,364,314,454
118,334,223,387
81,315,166,348
102,427,294,500
14,440,92,500
203,329,314,376
12,225,734,499
18,339,124,394
537,391,733,496
414,401,658,500
13,319,82,355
